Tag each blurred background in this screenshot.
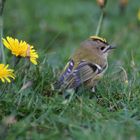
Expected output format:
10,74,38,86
3,0,140,70
1,0,140,139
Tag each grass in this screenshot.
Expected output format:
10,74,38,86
0,0,140,139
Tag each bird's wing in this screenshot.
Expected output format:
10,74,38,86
56,60,103,90
55,59,75,89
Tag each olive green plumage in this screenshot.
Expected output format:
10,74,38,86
56,36,115,92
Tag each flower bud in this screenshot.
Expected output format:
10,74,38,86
119,0,128,14
96,0,107,9
119,0,128,6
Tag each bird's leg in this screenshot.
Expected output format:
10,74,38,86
90,86,98,99
62,89,75,105
91,87,96,92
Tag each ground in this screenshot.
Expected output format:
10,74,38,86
0,0,140,139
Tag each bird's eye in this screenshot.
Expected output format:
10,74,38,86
100,46,105,51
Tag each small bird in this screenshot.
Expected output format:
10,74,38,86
56,36,115,93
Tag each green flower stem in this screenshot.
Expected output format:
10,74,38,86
95,9,104,36
0,0,6,63
23,59,30,85
0,15,5,63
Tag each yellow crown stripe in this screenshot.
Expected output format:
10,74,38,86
90,36,107,43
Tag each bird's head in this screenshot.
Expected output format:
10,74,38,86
87,35,115,58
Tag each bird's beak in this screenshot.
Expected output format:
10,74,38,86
108,45,116,50
103,45,116,53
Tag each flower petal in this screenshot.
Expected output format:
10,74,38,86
2,36,39,65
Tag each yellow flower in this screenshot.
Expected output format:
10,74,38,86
2,37,39,65
0,64,15,83
138,8,140,21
